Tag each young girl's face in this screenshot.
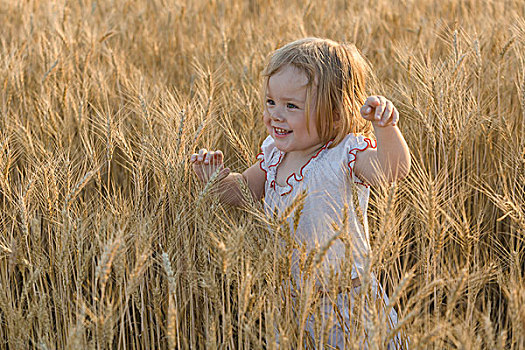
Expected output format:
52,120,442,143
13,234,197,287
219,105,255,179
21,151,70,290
263,65,323,156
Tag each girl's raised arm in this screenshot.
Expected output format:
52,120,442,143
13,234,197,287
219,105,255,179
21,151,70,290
190,149,266,206
354,96,411,186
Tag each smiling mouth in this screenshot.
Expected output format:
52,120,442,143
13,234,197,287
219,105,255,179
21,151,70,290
274,127,292,135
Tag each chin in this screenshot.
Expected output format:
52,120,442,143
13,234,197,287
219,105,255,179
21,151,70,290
273,142,292,153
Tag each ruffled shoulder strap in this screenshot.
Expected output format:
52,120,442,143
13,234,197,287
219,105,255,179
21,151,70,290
344,134,377,187
256,136,283,175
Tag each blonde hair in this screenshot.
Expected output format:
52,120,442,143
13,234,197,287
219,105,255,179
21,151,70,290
262,38,373,147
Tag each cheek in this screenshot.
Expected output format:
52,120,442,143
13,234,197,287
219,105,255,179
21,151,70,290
263,111,270,124
263,113,273,130
306,116,319,135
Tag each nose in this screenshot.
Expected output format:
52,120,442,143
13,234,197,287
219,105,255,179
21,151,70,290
271,114,283,122
269,107,284,121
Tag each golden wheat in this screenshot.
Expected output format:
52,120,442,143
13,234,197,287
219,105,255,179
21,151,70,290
0,0,524,348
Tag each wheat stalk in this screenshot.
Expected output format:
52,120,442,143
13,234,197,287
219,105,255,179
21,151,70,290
0,0,524,348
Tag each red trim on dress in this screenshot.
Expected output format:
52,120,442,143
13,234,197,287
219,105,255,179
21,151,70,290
261,150,284,189
256,152,267,174
347,137,377,188
258,136,374,195
279,141,332,196
268,152,284,169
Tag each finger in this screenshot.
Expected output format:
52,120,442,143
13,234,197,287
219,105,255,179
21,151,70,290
204,151,213,164
374,96,386,121
392,108,399,126
192,162,201,175
198,163,213,182
197,148,208,162
213,150,224,165
380,101,394,126
205,151,221,165
192,163,205,182
364,95,381,108
218,167,230,181
360,104,373,117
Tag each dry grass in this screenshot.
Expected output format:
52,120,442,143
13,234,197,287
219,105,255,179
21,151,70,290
0,0,524,348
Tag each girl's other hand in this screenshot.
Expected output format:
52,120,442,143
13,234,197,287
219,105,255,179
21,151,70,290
190,149,231,183
360,95,399,127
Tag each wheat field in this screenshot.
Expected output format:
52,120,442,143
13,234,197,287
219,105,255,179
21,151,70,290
0,0,524,348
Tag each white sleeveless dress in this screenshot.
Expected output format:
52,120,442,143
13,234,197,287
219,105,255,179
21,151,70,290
257,133,375,280
257,134,405,348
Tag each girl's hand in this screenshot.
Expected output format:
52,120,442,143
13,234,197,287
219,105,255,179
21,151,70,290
190,149,231,183
360,95,399,127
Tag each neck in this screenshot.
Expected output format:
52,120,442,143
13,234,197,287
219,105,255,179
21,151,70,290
285,142,326,161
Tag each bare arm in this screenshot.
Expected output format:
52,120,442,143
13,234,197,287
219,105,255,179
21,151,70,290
354,96,411,186
211,163,265,206
190,149,266,206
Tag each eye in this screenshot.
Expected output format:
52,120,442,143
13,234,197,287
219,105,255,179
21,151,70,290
287,103,299,109
266,99,275,106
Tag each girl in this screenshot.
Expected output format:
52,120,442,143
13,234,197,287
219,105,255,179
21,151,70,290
190,38,410,348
